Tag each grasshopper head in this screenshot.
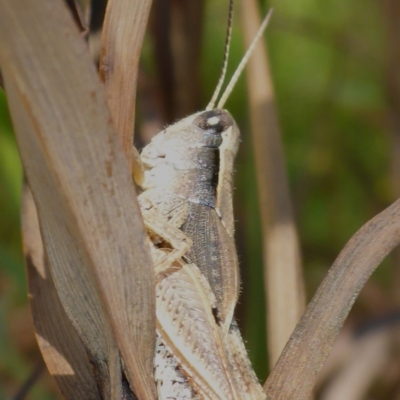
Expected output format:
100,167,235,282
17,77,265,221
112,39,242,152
192,109,239,154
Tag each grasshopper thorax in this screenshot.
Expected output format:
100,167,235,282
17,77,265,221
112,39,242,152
140,108,239,214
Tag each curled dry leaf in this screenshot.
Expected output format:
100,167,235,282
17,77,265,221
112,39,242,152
22,185,100,400
264,198,400,399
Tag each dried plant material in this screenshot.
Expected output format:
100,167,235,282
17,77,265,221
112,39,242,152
264,199,400,399
240,0,305,366
100,0,153,164
320,330,390,400
64,0,89,37
152,0,205,121
75,0,92,24
4,46,123,400
383,0,400,307
0,0,155,398
22,185,99,400
315,325,355,386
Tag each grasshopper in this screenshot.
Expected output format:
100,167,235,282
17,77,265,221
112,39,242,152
134,3,272,398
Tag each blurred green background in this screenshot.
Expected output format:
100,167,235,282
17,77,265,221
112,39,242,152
0,0,396,398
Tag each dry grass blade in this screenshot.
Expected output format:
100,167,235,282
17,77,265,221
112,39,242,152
240,0,306,366
100,0,153,164
0,0,155,398
383,0,400,305
264,198,400,399
22,186,100,400
64,0,89,37
6,75,122,400
152,0,204,121
74,0,92,24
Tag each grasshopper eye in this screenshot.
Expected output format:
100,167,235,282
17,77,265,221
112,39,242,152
193,110,233,135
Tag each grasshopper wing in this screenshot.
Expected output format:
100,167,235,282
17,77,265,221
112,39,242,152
156,262,240,400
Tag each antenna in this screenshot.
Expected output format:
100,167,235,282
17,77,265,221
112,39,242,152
206,0,235,111
217,8,273,109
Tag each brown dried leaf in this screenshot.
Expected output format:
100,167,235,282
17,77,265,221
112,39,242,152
151,0,205,122
22,185,100,400
64,0,89,36
100,0,153,163
264,199,400,399
0,0,155,398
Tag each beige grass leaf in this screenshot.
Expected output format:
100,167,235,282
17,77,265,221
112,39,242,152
22,185,100,400
240,0,306,367
0,0,155,398
264,199,400,399
100,0,153,163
